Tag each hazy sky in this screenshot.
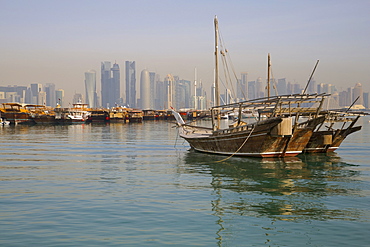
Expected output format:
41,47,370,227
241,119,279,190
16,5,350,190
1,0,369,103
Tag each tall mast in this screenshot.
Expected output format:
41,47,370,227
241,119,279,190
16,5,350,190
194,67,197,110
214,16,221,130
267,53,271,99
214,16,220,107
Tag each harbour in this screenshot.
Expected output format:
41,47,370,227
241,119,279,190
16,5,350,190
1,118,370,246
1,2,370,246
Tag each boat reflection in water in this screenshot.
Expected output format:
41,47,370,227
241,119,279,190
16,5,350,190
182,151,362,244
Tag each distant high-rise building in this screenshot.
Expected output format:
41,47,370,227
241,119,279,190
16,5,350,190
307,78,316,94
85,70,97,108
0,85,27,103
339,90,349,107
164,74,175,109
45,83,56,107
55,89,64,107
111,62,121,106
125,61,136,108
149,72,156,108
30,83,42,104
101,61,121,108
292,83,302,94
266,77,277,97
317,83,325,94
363,92,369,109
38,91,46,105
101,61,111,108
155,79,165,110
176,79,191,109
256,77,264,98
140,69,151,109
238,72,248,101
353,83,364,106
73,93,83,104
211,82,216,107
248,81,256,100
277,78,287,95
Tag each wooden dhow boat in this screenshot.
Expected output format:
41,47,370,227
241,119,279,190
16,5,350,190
303,110,363,153
174,93,329,158
172,16,330,158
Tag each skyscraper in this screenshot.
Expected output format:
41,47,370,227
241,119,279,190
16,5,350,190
85,70,97,108
125,61,136,108
239,72,248,101
277,78,287,95
140,69,151,109
45,83,56,107
164,74,174,109
149,72,156,108
248,81,256,100
176,79,191,109
101,61,111,108
353,83,364,106
30,83,42,104
101,61,121,108
55,89,64,107
111,62,120,106
256,77,264,98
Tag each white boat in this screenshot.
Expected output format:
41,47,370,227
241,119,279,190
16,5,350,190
67,102,90,123
0,111,10,126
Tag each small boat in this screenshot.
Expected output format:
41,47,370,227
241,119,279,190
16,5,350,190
127,109,143,123
0,103,34,125
0,111,10,126
87,109,110,123
54,102,90,124
109,106,129,122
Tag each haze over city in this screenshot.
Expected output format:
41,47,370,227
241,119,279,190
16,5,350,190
1,0,369,104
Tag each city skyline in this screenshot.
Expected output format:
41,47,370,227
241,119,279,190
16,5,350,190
1,1,370,104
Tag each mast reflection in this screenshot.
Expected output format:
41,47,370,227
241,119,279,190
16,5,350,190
183,151,361,245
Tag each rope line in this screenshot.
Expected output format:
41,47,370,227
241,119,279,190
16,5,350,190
215,125,256,163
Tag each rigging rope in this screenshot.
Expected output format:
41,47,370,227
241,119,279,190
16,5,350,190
218,29,241,101
215,124,256,163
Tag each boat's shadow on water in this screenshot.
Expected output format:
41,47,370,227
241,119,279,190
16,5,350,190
182,150,362,221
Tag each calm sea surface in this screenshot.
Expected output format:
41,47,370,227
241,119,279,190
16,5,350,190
1,117,370,246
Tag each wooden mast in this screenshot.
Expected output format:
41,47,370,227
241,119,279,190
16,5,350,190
214,16,220,107
267,53,271,99
214,16,221,130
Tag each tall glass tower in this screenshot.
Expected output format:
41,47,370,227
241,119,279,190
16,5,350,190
101,61,120,108
45,83,56,107
111,63,120,106
55,89,64,107
101,61,111,108
85,70,97,108
140,69,151,109
125,61,136,108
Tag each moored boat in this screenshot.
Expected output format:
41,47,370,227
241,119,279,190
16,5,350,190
172,16,330,158
109,106,129,123
87,109,110,123
303,111,363,153
0,103,35,125
0,110,10,126
175,93,329,157
128,109,143,123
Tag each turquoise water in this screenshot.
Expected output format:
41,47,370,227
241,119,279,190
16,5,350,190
0,118,369,246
